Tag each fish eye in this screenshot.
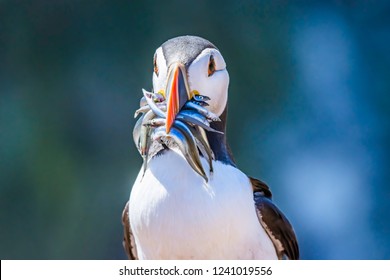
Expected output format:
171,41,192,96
208,55,216,77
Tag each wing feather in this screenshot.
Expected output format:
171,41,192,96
122,201,138,260
250,177,299,260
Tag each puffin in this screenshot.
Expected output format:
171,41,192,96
122,35,299,260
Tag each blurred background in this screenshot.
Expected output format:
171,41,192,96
1,0,389,259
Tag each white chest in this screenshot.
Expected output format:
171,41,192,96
129,149,277,259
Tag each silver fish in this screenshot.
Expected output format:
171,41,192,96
173,120,207,181
176,110,223,134
187,125,214,173
133,90,224,182
190,100,209,107
140,110,156,157
143,113,214,174
142,89,166,118
134,103,167,118
183,101,220,121
144,117,166,127
169,125,207,181
139,96,147,107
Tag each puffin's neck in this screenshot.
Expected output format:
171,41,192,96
206,106,236,167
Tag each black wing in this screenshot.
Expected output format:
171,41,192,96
250,177,299,260
122,201,138,260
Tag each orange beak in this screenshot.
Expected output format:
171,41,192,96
165,63,191,133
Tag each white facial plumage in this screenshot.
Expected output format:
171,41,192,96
152,47,229,117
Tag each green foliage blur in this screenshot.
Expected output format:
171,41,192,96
1,0,389,259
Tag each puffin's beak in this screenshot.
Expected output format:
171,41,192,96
165,63,191,133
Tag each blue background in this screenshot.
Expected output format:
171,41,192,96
1,0,389,259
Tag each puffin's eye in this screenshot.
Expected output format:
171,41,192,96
208,55,216,77
153,54,159,76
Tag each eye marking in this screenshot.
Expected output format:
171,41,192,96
208,55,216,77
153,54,159,76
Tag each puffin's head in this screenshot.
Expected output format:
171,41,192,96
152,35,229,132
